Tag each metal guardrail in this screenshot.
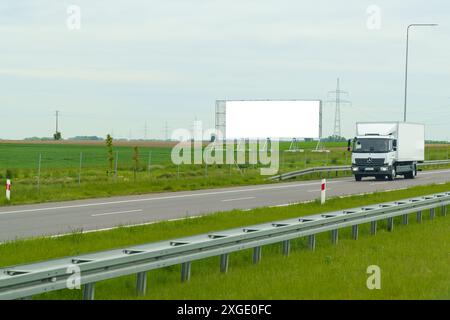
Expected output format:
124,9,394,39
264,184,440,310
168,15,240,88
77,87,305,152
269,159,450,181
420,159,450,166
269,165,350,181
0,191,448,300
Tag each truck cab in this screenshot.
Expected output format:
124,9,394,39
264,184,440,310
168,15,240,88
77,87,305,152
351,135,399,181
350,122,424,181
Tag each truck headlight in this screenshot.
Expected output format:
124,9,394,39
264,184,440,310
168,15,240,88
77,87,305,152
380,167,388,171
352,167,359,172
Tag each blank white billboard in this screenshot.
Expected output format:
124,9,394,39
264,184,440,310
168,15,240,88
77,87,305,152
224,100,321,139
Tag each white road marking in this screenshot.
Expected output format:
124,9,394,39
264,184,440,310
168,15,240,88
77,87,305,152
384,188,407,192
307,188,332,193
167,215,201,222
91,209,143,217
269,203,291,208
27,215,204,243
369,182,389,185
420,170,450,175
221,197,255,202
0,179,353,216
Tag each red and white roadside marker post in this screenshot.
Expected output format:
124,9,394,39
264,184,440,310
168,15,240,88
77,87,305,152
6,179,11,202
321,178,326,205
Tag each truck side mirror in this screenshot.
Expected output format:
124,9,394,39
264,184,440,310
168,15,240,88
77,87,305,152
347,139,352,151
393,140,397,151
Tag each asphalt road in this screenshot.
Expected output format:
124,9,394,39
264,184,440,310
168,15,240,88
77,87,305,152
1,169,449,242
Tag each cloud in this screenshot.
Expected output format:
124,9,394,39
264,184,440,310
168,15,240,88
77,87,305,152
0,0,448,140
0,67,183,84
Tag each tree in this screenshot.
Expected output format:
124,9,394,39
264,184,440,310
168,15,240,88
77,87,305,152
132,146,140,181
106,134,114,175
53,132,62,140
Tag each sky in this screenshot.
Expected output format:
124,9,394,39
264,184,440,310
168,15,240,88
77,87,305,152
0,0,449,140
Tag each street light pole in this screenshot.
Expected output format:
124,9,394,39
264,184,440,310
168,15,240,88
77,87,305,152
403,23,438,122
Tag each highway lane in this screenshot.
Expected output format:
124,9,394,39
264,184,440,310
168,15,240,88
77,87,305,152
0,169,449,241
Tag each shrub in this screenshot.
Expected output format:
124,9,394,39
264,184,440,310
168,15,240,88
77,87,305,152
5,169,13,179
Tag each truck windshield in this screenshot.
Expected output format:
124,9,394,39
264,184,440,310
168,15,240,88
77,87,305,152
353,138,391,153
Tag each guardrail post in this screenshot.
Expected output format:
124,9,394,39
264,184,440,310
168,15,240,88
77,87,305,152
82,283,95,300
308,235,316,251
181,262,191,282
220,254,229,273
370,221,377,235
430,208,435,220
351,225,359,240
416,211,422,223
402,214,409,225
387,217,394,232
253,246,262,264
441,205,447,216
282,240,290,256
331,229,338,245
136,272,147,296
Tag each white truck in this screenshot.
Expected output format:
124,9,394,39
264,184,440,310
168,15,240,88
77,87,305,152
350,122,425,181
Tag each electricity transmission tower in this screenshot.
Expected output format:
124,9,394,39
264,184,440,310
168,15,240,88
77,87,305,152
326,78,351,138
163,122,170,141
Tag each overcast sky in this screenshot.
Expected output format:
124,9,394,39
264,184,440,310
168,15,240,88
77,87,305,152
0,0,448,140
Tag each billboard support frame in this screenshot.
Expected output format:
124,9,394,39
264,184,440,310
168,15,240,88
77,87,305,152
215,100,227,142
313,101,327,152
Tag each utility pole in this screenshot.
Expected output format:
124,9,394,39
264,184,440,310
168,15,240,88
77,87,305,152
144,122,148,140
54,110,62,140
55,110,59,134
403,23,438,122
326,78,351,139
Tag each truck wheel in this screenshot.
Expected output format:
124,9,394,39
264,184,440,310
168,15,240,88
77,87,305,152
388,168,396,181
405,165,417,179
355,175,362,181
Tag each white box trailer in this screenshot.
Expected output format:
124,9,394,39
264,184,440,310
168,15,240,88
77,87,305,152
351,122,424,181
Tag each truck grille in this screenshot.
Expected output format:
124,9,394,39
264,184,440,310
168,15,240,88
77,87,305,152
355,158,385,166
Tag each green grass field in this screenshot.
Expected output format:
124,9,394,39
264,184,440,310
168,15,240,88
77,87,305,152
1,182,449,300
0,141,448,206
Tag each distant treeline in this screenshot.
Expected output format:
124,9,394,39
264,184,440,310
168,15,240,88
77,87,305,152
68,136,104,141
322,135,348,142
24,136,104,141
23,137,54,141
426,140,450,144
21,136,166,142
